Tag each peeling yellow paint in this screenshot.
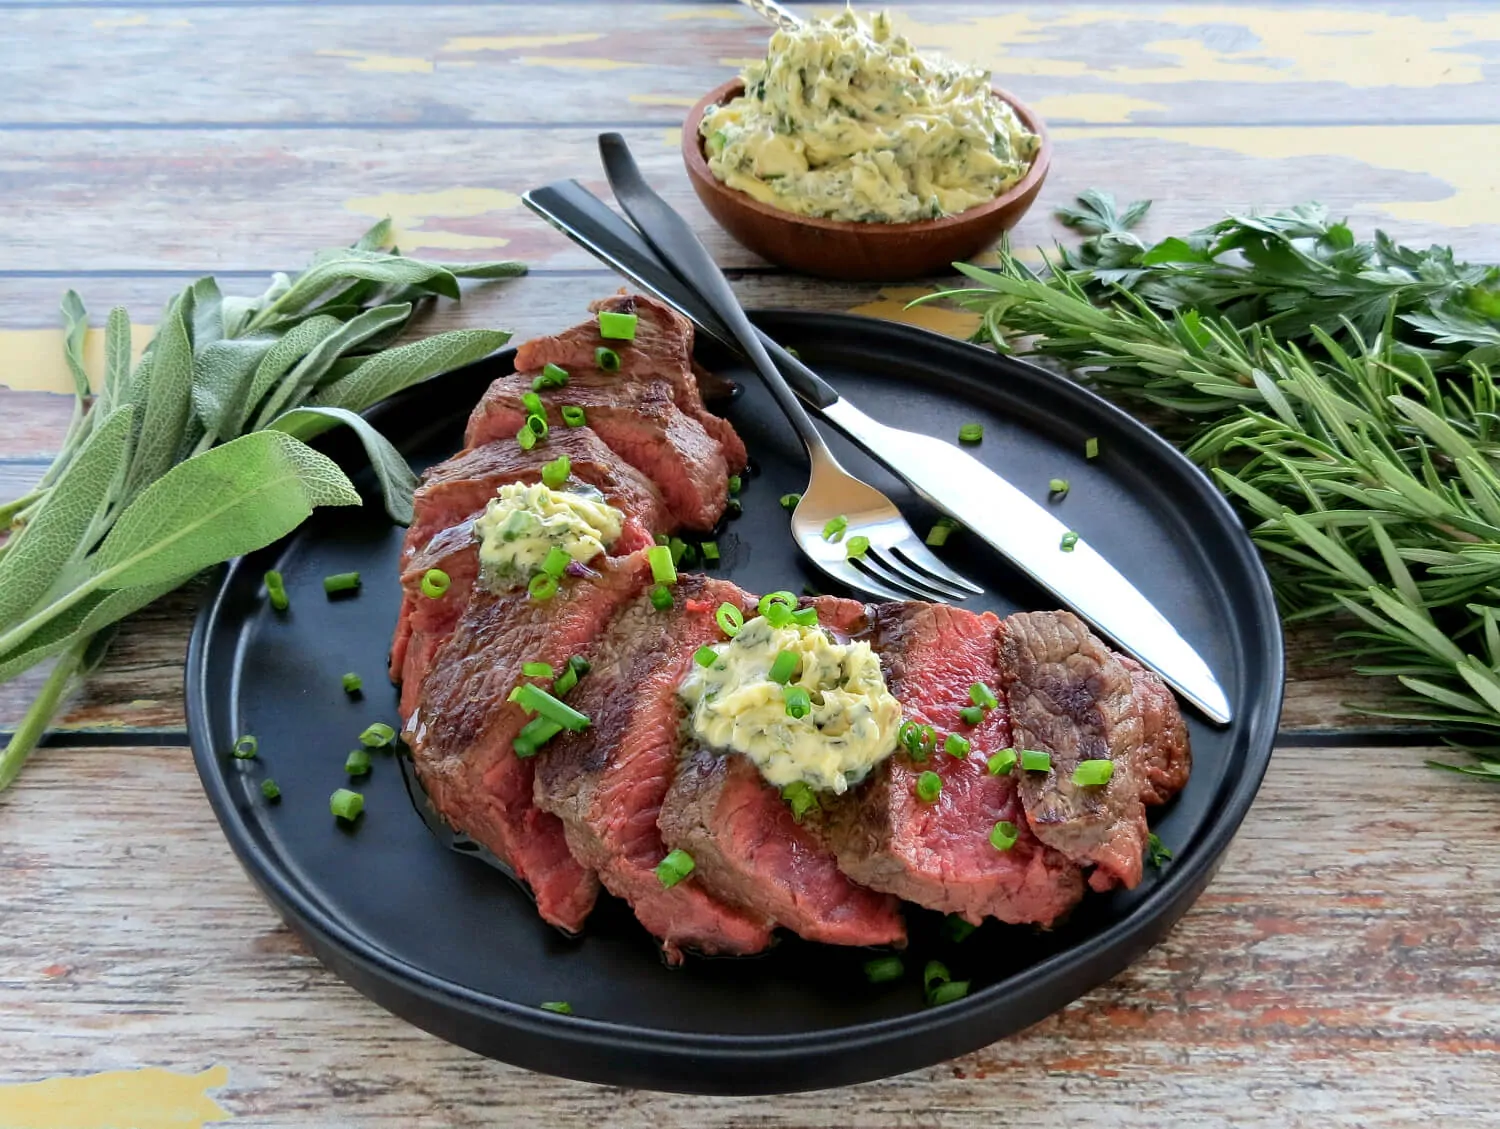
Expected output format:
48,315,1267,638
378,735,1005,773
628,94,700,108
718,57,762,69
661,127,684,149
90,14,192,30
0,324,153,395
1029,93,1167,123
343,188,519,254
441,33,603,53
315,49,433,74
514,56,644,71
0,1066,231,1128
847,288,981,340
663,5,748,20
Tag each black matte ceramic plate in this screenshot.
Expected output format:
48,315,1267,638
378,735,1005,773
188,312,1282,1095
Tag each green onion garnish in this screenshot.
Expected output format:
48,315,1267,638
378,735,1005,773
987,749,1017,775
863,956,904,984
514,716,564,758
1147,831,1173,868
568,655,591,676
944,914,978,943
922,960,951,994
969,682,998,710
784,346,800,360
758,591,797,618
821,515,847,542
990,820,1018,851
694,645,719,669
540,1001,574,1015
528,573,558,601
958,422,984,444
552,661,580,696
232,734,258,760
264,570,288,611
594,346,621,372
783,685,811,718
944,733,970,757
727,475,742,496
782,780,818,822
561,405,586,428
260,779,281,801
323,571,360,595
779,493,801,510
928,980,971,1007
527,412,549,440
650,584,673,611
766,650,799,685
511,682,591,731
716,602,744,637
791,606,818,627
534,362,569,390
725,498,742,518
1020,749,1052,772
845,534,871,559
701,541,720,563
898,721,936,762
342,672,363,695
359,722,395,748
915,769,942,803
522,391,544,417
654,532,669,546
541,454,571,488
925,517,958,547
541,545,572,579
655,848,694,888
421,568,450,599
522,661,554,679
345,749,371,777
1060,531,1079,552
1073,759,1114,786
647,544,677,585
330,788,364,822
598,310,638,340
516,421,538,450
1085,436,1099,459
667,537,688,567
958,705,984,726
1049,478,1070,498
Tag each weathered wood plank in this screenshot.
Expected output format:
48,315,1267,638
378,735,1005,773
1,742,1492,1124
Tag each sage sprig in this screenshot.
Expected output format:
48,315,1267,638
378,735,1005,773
0,219,524,789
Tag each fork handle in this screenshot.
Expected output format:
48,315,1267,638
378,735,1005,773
597,132,835,461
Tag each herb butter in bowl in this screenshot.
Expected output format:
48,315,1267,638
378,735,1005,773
682,8,1050,280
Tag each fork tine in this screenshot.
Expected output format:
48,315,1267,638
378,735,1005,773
859,548,966,604
808,554,913,603
888,537,985,596
870,548,977,603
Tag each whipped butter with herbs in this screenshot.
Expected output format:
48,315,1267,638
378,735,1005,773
473,482,623,587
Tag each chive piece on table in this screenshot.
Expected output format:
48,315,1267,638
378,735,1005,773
1073,759,1115,786
990,820,1018,851
781,780,818,822
767,650,799,685
1049,478,1070,498
1060,531,1080,552
598,310,639,340
821,515,847,542
260,778,281,802
969,682,998,710
925,518,958,547
1020,749,1052,772
521,661,554,679
959,705,985,726
958,422,984,444
528,573,559,602
715,602,744,637
728,474,742,496
330,788,364,822
845,534,870,560
655,848,695,888
915,769,942,803
421,568,451,599
944,914,978,943
232,734,258,760
863,955,904,984
540,1001,574,1015
345,749,371,777
779,492,802,510
922,960,951,994
323,571,360,596
264,570,289,611
725,498,742,518
1148,831,1173,868
987,749,1017,775
342,672,363,695
647,544,677,585
594,346,621,372
541,454,571,489
650,584,673,611
561,405,586,428
701,540,720,563
359,722,396,748
783,685,811,718
928,980,971,1007
694,644,719,669
1085,436,1100,459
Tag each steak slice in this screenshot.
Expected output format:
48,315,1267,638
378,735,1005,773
533,577,774,963
516,292,748,473
656,593,906,947
823,602,1085,927
407,553,655,932
997,611,1189,892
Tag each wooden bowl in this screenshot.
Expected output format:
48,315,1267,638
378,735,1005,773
682,78,1051,281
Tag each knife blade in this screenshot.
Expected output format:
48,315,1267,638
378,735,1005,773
521,181,1233,724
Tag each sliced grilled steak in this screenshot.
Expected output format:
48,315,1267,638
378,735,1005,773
516,293,748,473
997,611,1188,892
823,602,1085,927
533,577,774,963
407,553,656,933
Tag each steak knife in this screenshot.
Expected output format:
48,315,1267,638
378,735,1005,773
521,180,1233,725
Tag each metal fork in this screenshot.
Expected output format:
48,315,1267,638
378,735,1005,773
596,134,981,604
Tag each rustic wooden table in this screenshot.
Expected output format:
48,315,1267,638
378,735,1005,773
4,2,1499,1125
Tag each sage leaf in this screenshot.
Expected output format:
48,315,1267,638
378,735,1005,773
60,290,91,398
0,577,183,684
312,329,511,413
88,431,359,592
191,335,279,440
354,217,394,252
122,298,195,501
188,276,224,348
256,257,464,325
448,261,528,280
102,306,132,410
270,406,419,524
231,314,344,437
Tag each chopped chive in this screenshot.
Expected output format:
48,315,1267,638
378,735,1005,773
758,591,797,618
655,848,694,888
863,955,904,984
727,475,743,497
528,572,559,601
561,405,587,428
925,517,958,547
521,391,544,417
1049,478,1070,498
541,454,572,489
359,722,396,748
260,778,281,802
1085,436,1100,459
540,1001,574,1015
552,661,580,696
784,346,801,360
667,537,688,567
420,568,451,599
990,820,1018,851
701,540,720,563
716,602,744,637
922,960,951,994
1073,759,1115,786
345,749,371,777
511,682,591,731
899,721,936,762
330,788,364,822
958,422,984,444
650,584,673,611
845,534,871,560
791,606,818,627
783,685,812,718
654,533,670,546
527,412,549,440
568,655,591,676
959,705,985,726
232,734,258,760
598,310,638,340
969,682,998,710
541,545,572,580
928,980,971,1006
725,498,742,518
987,749,1017,775
782,780,818,822
533,362,569,390
779,492,802,510
1147,831,1173,868
821,515,847,542
323,571,360,595
944,733,971,757
944,914,978,943
1020,749,1052,772
647,544,677,585
342,672,363,695
594,346,621,372
767,650,799,685
1060,531,1079,552
522,661,555,679
916,769,942,803
694,644,720,668
516,421,538,450
263,570,288,612
514,716,564,758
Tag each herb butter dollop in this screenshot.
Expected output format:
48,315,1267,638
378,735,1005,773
700,8,1039,224
679,615,902,793
473,482,623,587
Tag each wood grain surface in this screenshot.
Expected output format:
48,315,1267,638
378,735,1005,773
2,1,1497,1122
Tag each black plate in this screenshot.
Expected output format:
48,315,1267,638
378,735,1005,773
188,312,1282,1094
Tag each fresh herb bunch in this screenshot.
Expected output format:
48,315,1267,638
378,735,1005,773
0,220,524,790
925,193,1500,776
